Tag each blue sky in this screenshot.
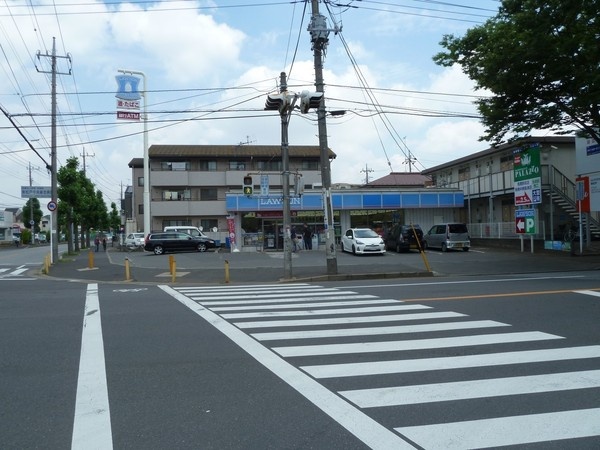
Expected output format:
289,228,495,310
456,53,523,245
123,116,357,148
0,0,502,212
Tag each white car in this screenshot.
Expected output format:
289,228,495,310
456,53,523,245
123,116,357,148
341,228,386,255
124,232,145,249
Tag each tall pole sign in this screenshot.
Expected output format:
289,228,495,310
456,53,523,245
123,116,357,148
514,143,541,206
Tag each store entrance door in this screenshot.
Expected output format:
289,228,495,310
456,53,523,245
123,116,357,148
262,219,282,251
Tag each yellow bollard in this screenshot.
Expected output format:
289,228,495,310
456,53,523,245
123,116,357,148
224,260,230,283
124,258,131,281
44,254,50,274
171,259,176,283
88,250,95,269
169,255,174,275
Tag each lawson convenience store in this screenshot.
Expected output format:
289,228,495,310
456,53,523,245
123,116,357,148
225,188,465,250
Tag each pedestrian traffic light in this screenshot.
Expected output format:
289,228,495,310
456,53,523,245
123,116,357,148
243,175,253,196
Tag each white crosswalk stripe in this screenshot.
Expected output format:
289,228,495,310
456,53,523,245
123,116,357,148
0,265,36,280
169,283,600,449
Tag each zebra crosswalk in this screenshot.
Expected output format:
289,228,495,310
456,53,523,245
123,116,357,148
165,283,600,449
0,265,36,280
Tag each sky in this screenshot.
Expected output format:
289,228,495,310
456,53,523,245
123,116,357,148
0,0,504,214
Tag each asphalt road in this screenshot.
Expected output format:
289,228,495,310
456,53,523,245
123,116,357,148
2,245,600,448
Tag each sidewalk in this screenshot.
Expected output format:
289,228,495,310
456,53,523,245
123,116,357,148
42,245,600,285
44,247,433,284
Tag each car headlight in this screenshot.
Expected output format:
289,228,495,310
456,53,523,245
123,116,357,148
355,240,364,245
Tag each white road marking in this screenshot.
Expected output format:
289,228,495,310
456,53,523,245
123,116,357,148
341,369,600,408
396,408,600,449
211,299,399,312
304,345,600,378
221,304,430,319
71,284,112,449
253,320,509,341
200,294,377,306
160,285,415,450
273,331,562,357
574,289,600,298
235,311,466,329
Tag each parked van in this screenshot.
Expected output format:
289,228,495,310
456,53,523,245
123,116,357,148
163,226,207,238
424,223,470,252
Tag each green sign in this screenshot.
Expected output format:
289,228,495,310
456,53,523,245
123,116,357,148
513,144,541,182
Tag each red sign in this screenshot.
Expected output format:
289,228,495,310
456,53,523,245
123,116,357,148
515,217,526,233
576,176,590,213
227,217,236,247
117,111,140,121
515,191,531,205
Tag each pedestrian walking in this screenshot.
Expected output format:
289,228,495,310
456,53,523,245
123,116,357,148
291,226,298,252
102,237,107,252
302,223,313,250
94,236,100,252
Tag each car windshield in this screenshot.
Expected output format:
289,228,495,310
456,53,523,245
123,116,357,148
355,229,379,238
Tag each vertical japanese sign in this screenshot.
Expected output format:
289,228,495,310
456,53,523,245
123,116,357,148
115,74,141,121
227,216,236,248
576,176,591,213
514,144,541,206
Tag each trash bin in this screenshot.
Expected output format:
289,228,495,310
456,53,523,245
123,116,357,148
225,237,230,248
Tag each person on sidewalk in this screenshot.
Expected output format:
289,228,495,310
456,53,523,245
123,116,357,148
102,237,107,252
94,236,100,252
302,223,313,250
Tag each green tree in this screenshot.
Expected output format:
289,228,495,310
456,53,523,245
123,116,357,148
22,198,43,238
433,0,600,144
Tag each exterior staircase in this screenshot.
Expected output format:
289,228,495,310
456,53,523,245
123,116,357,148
543,165,600,239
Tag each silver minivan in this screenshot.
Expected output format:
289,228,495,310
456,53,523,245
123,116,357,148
163,226,207,238
424,223,470,252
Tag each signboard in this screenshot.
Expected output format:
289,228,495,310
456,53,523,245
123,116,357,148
116,74,141,121
576,176,590,213
260,174,270,196
515,209,536,234
117,111,140,121
513,144,541,206
21,186,51,198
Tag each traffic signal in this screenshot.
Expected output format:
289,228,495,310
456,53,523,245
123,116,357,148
243,175,253,196
299,90,323,113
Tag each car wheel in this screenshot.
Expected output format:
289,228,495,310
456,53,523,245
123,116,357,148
441,243,448,252
423,241,428,250
197,243,207,252
153,245,164,255
352,244,357,255
463,247,470,252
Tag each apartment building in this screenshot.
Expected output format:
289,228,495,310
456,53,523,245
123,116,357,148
421,136,598,243
129,144,465,250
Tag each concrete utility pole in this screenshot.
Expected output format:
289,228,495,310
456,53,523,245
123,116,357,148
80,148,95,175
36,37,71,264
361,164,374,184
309,0,338,275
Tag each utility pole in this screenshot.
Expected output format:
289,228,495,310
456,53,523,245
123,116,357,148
309,0,338,275
361,164,374,184
404,150,417,172
28,162,42,244
81,148,95,175
36,37,71,264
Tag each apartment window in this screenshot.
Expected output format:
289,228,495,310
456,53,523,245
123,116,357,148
256,160,282,171
138,204,143,215
500,154,514,171
161,161,189,171
229,161,246,170
200,219,218,231
301,160,319,170
162,189,191,201
458,166,471,181
199,160,217,171
200,188,218,201
137,176,144,187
